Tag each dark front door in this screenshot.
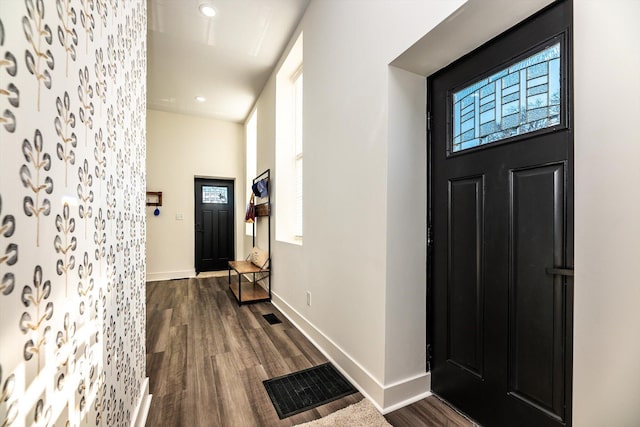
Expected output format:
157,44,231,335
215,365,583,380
195,178,235,272
428,2,573,426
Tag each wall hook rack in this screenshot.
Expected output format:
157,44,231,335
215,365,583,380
146,191,162,207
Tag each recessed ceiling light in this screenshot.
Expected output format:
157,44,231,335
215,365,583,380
199,4,216,17
195,96,206,102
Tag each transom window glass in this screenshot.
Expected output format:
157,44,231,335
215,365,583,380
451,42,561,153
202,186,228,204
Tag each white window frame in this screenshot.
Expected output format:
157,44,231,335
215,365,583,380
292,66,303,238
245,109,257,236
275,33,303,245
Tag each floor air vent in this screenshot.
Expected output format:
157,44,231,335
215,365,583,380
263,363,357,419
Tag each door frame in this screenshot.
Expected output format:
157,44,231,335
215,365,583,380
194,176,236,273
426,0,574,423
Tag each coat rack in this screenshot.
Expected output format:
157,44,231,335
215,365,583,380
227,169,271,305
146,191,162,206
146,191,162,216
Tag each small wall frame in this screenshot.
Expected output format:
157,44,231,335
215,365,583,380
146,191,162,206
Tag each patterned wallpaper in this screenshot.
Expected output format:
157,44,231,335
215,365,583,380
0,1,147,426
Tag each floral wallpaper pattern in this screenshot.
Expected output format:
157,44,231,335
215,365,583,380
0,1,146,426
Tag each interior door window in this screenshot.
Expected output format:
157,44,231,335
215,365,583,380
202,186,228,204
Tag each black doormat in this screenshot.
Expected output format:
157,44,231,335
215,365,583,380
263,363,357,419
262,313,282,325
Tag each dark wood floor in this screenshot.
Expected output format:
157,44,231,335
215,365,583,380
385,396,475,427
145,277,474,426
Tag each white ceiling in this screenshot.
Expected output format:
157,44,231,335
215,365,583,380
147,0,310,123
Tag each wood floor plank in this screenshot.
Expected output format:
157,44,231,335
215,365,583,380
169,280,189,327
146,308,172,353
158,391,184,427
283,354,314,373
282,327,327,366
261,323,304,361
235,301,263,330
246,327,291,379
212,352,258,427
207,286,229,352
384,394,476,427
154,281,178,311
184,310,222,426
239,364,288,426
219,311,253,353
191,280,228,356
215,287,238,318
161,325,188,396
146,352,165,393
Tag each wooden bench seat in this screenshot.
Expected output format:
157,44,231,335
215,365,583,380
227,258,270,305
228,260,269,274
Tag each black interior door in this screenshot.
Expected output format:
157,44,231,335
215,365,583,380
428,2,573,426
195,178,235,272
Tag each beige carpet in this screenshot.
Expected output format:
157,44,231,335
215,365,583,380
294,399,391,427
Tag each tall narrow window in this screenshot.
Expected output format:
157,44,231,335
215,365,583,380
275,33,303,244
245,109,257,235
293,69,303,237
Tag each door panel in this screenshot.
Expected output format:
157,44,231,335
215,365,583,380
428,1,573,426
509,164,566,420
203,210,213,260
195,178,235,272
447,176,484,377
217,209,230,263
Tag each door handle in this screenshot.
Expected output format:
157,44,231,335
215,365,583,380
546,267,574,277
196,224,203,232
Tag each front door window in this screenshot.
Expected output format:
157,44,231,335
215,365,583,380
451,41,562,153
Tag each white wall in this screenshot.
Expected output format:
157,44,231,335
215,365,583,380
384,66,429,407
252,0,464,411
146,109,244,280
573,1,640,425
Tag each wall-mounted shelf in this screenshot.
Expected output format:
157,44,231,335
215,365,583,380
146,191,162,206
255,202,270,217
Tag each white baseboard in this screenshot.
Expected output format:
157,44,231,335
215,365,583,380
271,292,430,414
382,376,432,414
132,377,152,427
146,269,196,282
